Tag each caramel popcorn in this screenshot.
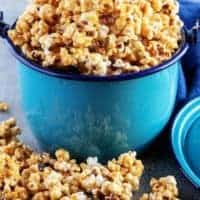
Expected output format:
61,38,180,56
0,102,9,112
140,176,180,200
0,117,144,200
8,0,183,76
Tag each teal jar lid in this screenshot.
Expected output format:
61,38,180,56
172,97,200,187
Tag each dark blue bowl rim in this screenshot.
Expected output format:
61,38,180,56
5,29,189,82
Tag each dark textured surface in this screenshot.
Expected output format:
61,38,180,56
0,1,200,199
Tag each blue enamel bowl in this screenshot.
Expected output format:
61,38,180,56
3,29,188,161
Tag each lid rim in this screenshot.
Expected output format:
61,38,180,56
172,97,200,188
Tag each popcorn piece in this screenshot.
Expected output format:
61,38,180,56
140,176,180,200
0,102,9,112
0,118,20,141
86,156,99,166
8,0,182,76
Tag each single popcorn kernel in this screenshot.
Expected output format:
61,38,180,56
0,102,9,112
0,118,20,139
140,176,180,200
55,149,70,161
8,0,183,76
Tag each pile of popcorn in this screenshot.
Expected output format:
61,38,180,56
8,0,183,76
0,105,180,199
0,117,144,199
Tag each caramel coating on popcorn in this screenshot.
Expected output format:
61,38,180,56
8,0,182,76
0,118,144,200
0,102,9,112
140,176,179,200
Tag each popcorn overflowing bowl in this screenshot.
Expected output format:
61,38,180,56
0,0,191,161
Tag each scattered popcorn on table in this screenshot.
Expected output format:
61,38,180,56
8,0,183,76
140,176,180,200
0,102,9,112
0,106,181,199
0,117,144,200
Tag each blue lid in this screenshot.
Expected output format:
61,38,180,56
172,97,200,187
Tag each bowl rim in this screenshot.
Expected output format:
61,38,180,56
5,29,189,82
